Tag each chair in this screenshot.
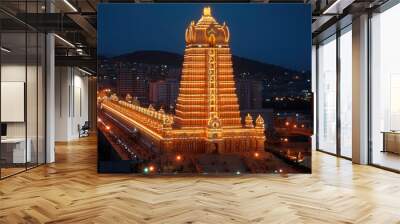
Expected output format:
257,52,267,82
79,121,90,138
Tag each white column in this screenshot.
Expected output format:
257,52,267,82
45,0,56,163
46,33,55,163
352,14,369,164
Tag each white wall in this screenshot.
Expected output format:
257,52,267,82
1,64,26,138
55,66,69,141
71,72,89,138
55,67,89,141
1,64,41,138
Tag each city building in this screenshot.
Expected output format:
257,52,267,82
149,78,179,111
236,79,264,110
149,80,168,106
130,71,148,103
117,64,136,97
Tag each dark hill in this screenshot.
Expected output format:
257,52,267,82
231,56,297,77
111,51,183,67
106,50,304,78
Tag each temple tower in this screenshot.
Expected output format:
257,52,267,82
175,7,242,131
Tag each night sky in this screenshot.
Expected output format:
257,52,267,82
98,4,311,71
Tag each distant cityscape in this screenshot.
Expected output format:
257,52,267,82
98,51,312,114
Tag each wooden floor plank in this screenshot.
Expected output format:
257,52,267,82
0,136,399,223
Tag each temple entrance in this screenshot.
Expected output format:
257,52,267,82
207,141,220,154
212,143,218,154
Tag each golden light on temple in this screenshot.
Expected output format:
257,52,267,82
98,7,266,155
203,6,211,16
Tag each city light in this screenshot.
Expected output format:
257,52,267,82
105,126,111,131
176,155,182,161
285,121,290,126
254,152,259,158
149,165,155,172
97,118,102,122
143,167,149,173
293,124,297,128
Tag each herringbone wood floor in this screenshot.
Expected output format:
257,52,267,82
1,136,400,224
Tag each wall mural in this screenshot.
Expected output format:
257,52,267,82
97,4,312,174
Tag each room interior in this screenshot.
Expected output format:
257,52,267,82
1,31,46,177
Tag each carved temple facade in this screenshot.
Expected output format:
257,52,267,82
99,7,265,154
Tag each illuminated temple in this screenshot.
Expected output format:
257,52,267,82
99,7,265,154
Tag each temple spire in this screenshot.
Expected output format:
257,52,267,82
203,6,211,16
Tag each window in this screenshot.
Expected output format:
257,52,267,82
317,35,337,154
0,1,46,179
339,27,352,158
370,3,400,171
